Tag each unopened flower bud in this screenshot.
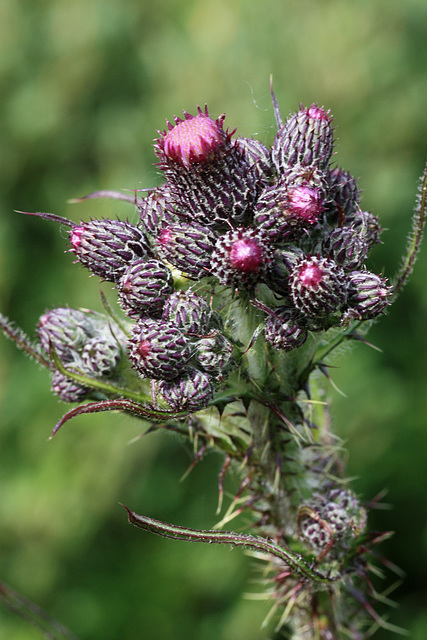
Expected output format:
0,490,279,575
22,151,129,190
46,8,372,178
195,330,234,376
211,228,272,287
162,290,212,334
233,137,273,184
81,336,122,377
345,209,383,246
290,255,348,318
326,167,360,219
322,226,369,270
117,259,174,317
128,318,192,380
272,104,334,174
255,179,324,240
70,219,151,282
38,307,96,362
155,222,216,279
158,368,214,412
138,185,179,235
263,307,308,351
51,369,91,403
298,489,366,554
344,270,391,320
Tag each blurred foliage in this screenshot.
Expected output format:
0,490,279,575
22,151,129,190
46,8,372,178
0,0,427,638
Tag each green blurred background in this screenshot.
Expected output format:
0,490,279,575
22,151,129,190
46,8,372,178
0,0,427,638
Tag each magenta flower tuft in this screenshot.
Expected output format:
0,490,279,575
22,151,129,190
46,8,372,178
160,110,226,167
211,228,271,287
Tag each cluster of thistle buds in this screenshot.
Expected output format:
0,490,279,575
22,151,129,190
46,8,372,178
34,98,392,411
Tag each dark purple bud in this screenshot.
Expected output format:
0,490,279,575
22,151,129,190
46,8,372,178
326,167,360,218
154,106,257,227
345,209,383,247
272,104,334,174
128,318,192,380
69,219,151,282
289,255,348,318
117,259,174,317
233,137,273,184
321,226,369,270
344,270,391,320
263,307,308,352
158,368,214,412
211,228,272,287
138,185,179,235
162,290,212,334
155,222,216,279
51,369,91,403
195,330,234,376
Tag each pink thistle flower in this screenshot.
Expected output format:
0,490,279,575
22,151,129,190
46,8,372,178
155,106,228,167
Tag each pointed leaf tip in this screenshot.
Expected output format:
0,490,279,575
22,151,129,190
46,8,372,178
14,210,74,227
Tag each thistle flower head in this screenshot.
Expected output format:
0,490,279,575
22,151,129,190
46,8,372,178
117,258,174,318
155,107,228,167
157,368,214,412
298,488,366,555
51,370,91,403
81,336,122,377
263,306,308,352
287,185,324,223
290,255,348,318
38,307,98,362
322,225,369,270
210,228,271,287
233,137,273,183
128,318,193,380
154,222,216,278
272,103,334,174
69,219,151,282
138,185,179,236
194,330,234,376
162,290,213,335
326,167,361,219
344,269,392,320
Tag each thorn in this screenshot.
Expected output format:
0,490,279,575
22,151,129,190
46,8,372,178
318,363,347,397
180,444,207,482
270,75,283,129
347,333,383,352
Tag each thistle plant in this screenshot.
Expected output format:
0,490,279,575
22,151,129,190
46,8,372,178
1,85,426,640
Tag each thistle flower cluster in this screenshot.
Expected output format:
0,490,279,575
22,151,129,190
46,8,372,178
53,101,391,407
5,90,421,640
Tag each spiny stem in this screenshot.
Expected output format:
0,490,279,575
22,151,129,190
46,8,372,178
50,399,189,438
123,506,338,584
0,313,50,368
392,159,427,299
